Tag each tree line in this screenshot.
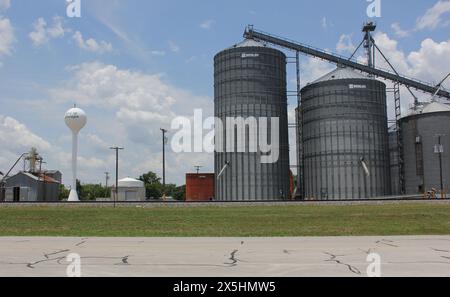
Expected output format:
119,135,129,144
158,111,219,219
59,171,185,201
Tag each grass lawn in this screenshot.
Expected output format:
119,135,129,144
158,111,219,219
0,203,449,237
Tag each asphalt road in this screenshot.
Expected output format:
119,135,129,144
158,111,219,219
0,236,449,277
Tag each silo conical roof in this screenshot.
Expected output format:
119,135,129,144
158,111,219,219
118,177,144,188
421,101,450,114
229,39,267,49
312,67,369,84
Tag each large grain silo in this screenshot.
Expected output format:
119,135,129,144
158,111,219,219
214,39,290,201
400,102,450,196
299,67,391,200
388,125,400,195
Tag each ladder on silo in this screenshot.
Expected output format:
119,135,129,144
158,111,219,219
394,82,406,195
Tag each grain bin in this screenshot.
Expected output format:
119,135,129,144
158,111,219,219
388,125,400,195
214,39,290,201
400,102,450,196
300,67,391,200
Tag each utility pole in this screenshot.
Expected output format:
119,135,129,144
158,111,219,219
109,147,124,208
38,159,47,201
160,128,168,197
194,166,203,174
435,135,445,199
104,172,110,198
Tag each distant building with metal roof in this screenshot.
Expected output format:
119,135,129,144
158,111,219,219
2,171,61,202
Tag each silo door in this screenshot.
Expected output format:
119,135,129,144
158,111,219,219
13,187,20,202
125,191,137,201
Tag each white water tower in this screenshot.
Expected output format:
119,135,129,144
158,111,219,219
64,106,87,202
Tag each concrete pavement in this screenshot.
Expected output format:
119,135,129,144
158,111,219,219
0,236,449,277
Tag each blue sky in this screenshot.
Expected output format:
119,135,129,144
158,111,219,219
1,0,450,186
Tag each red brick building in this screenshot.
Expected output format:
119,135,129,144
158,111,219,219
186,174,215,201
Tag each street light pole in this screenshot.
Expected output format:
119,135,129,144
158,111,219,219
160,128,168,197
109,147,124,208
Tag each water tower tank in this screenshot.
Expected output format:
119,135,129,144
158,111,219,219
214,39,290,201
299,67,391,200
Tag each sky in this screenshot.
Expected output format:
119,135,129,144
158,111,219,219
1,0,450,186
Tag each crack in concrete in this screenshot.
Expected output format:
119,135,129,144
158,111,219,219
359,248,373,255
23,253,132,269
376,239,399,248
114,256,131,266
389,260,450,265
75,240,87,247
225,250,239,267
431,248,450,253
44,249,70,259
27,257,66,269
324,252,361,275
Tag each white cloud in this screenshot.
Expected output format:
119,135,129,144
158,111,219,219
0,16,14,57
200,19,214,30
45,62,213,185
321,17,326,29
185,56,197,64
29,18,47,46
0,115,51,152
416,0,450,30
51,62,210,116
151,50,166,56
336,34,356,54
73,31,113,54
29,16,67,46
0,0,10,10
299,57,335,87
371,31,450,119
168,40,180,53
47,16,65,39
391,23,410,38
391,1,450,37
320,17,334,30
374,32,450,85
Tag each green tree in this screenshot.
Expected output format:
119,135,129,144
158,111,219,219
138,171,185,200
138,171,163,199
59,184,70,200
172,185,186,201
76,180,108,201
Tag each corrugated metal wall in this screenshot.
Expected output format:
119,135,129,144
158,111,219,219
4,173,60,201
388,130,400,195
401,112,450,195
214,43,290,201
300,78,391,199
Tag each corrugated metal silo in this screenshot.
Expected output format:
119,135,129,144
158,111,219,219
400,102,450,195
300,67,391,200
214,39,290,201
388,126,400,195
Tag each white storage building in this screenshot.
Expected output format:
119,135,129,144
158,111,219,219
113,178,146,201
